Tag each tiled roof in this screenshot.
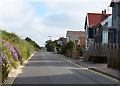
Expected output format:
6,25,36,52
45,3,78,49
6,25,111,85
111,0,120,2
66,31,85,37
87,13,111,27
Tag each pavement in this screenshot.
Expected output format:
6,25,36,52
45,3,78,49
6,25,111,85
11,51,119,85
58,54,120,81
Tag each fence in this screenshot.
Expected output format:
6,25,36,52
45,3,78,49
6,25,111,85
83,43,120,70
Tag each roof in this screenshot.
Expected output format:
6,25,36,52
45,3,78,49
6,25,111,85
110,0,120,7
87,13,111,27
66,31,85,37
111,0,120,2
58,37,67,41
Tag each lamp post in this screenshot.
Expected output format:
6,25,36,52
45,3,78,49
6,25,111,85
48,36,52,40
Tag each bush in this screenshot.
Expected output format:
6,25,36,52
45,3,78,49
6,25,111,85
61,40,76,54
45,40,57,52
76,46,83,56
66,40,76,50
61,44,67,54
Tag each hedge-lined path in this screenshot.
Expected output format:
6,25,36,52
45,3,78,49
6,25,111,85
12,51,118,84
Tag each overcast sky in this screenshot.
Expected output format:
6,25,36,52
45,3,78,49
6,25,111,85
0,0,112,47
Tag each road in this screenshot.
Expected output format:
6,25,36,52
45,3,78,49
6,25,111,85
12,51,118,85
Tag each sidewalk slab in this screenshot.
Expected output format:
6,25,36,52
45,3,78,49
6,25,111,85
59,54,120,81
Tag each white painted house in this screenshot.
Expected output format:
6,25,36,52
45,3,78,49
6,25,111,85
66,31,85,46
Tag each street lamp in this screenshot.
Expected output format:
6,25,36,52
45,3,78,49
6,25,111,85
48,36,52,40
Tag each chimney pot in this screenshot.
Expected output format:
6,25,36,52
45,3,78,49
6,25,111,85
104,9,106,14
102,10,104,14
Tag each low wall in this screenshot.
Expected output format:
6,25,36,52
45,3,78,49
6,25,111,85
66,49,72,58
66,49,81,59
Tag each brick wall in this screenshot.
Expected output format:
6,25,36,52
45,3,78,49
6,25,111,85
80,37,85,47
66,49,81,59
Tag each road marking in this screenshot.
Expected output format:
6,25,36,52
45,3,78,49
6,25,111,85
58,54,120,83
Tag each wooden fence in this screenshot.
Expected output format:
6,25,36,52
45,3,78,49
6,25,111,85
83,43,120,70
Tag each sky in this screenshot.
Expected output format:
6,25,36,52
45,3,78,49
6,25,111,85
0,0,112,47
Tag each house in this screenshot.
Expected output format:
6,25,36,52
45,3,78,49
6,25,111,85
83,11,111,62
110,0,120,43
83,0,120,70
66,31,85,47
84,12,111,49
101,16,112,44
92,15,112,44
108,0,120,69
57,37,67,46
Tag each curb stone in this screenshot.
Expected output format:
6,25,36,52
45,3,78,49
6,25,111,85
74,62,120,81
59,54,120,81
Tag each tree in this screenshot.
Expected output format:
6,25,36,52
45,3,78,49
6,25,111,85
25,37,41,50
45,40,57,52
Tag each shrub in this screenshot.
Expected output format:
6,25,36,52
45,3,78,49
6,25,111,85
66,40,76,50
45,40,57,52
76,46,83,56
61,44,67,54
61,40,76,54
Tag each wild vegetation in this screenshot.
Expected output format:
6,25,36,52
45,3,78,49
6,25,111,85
0,30,41,82
45,40,83,56
45,40,57,52
25,37,41,51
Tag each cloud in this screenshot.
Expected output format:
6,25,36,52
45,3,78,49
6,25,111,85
43,1,112,29
10,0,111,3
0,0,112,47
42,13,82,29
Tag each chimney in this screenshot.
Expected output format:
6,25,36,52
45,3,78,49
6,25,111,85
102,9,106,14
101,9,107,21
104,9,106,14
102,10,104,14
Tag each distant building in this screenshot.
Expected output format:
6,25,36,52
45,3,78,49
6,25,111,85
57,37,67,46
66,31,85,47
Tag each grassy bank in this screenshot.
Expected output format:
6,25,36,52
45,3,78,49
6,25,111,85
0,30,41,83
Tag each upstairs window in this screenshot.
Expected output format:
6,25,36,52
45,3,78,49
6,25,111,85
118,4,120,16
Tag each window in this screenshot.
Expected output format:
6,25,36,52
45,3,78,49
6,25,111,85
118,4,120,16
102,31,108,44
88,28,93,38
96,28,99,34
108,31,115,43
75,40,78,42
108,16,112,27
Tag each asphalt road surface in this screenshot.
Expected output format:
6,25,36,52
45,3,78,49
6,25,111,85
12,51,119,85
